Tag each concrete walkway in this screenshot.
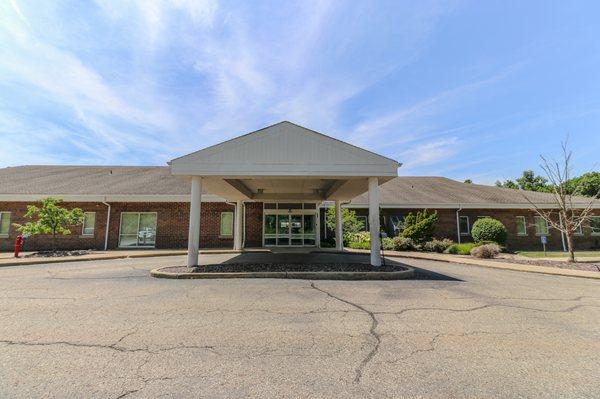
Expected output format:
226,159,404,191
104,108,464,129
356,249,600,280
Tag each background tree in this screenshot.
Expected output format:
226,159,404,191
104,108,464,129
564,172,600,198
496,170,553,192
463,179,473,184
325,207,365,245
14,197,84,251
521,142,599,262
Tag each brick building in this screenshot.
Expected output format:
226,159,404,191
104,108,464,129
1,122,598,260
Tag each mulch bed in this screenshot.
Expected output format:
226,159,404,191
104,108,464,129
167,263,407,273
492,254,600,272
24,250,93,258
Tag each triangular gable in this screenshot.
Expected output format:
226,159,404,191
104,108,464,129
170,121,399,177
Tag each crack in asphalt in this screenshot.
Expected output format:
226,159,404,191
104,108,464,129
375,303,600,317
309,282,379,384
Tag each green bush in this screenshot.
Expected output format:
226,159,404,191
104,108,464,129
423,238,454,253
392,236,416,251
348,241,370,250
471,218,507,245
401,210,438,244
446,242,482,255
382,237,395,250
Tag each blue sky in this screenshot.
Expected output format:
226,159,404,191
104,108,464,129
1,0,599,184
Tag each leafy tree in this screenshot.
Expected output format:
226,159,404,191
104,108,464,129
496,170,552,192
400,209,438,244
463,179,473,184
325,207,365,245
14,197,84,251
564,172,600,198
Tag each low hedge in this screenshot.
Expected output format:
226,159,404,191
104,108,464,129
446,242,482,255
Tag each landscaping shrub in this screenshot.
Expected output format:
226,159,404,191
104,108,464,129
392,236,416,251
346,231,370,250
348,241,370,250
400,209,438,244
423,238,454,253
471,217,507,245
382,237,395,250
446,242,481,255
470,243,501,258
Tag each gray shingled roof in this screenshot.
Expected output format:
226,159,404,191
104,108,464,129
0,166,191,195
350,176,598,206
0,166,597,207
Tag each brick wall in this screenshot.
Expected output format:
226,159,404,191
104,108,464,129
2,200,597,252
0,201,254,251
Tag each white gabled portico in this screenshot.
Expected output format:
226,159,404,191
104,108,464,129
169,121,400,267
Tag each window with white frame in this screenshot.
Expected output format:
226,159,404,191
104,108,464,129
459,216,470,235
574,222,583,235
82,212,95,236
591,217,600,235
119,212,157,247
0,212,10,236
516,216,527,236
533,216,549,235
220,212,233,236
389,215,403,236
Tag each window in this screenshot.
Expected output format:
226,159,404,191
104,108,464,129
591,217,600,235
119,212,157,247
357,216,368,232
534,216,549,235
0,212,10,236
82,212,95,236
574,222,583,235
220,212,233,236
389,215,403,236
516,216,527,236
459,216,470,235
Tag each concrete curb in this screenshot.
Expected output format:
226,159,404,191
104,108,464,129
150,267,415,280
0,251,187,268
383,252,600,280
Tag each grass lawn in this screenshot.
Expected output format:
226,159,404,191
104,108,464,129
517,251,600,258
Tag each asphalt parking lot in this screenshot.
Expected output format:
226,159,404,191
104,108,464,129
0,254,599,398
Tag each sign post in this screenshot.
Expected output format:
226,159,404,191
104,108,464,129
540,235,548,256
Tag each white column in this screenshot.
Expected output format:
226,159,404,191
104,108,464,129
187,176,202,267
368,177,381,266
335,200,343,251
315,208,321,248
234,200,243,251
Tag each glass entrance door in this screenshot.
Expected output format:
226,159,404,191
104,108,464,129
264,212,317,247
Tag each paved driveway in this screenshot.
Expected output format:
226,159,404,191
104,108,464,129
0,254,599,398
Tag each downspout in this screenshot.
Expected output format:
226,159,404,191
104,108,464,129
242,202,246,248
102,199,111,251
559,213,567,252
456,205,462,244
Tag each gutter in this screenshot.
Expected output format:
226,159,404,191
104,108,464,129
102,200,111,251
456,205,463,244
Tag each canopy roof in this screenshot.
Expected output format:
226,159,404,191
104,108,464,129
169,121,400,201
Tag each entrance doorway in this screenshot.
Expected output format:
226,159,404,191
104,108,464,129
263,203,317,247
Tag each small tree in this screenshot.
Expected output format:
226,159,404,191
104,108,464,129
14,197,84,251
400,209,438,244
325,207,365,245
522,141,599,262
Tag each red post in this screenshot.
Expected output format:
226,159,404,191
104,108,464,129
14,234,23,258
